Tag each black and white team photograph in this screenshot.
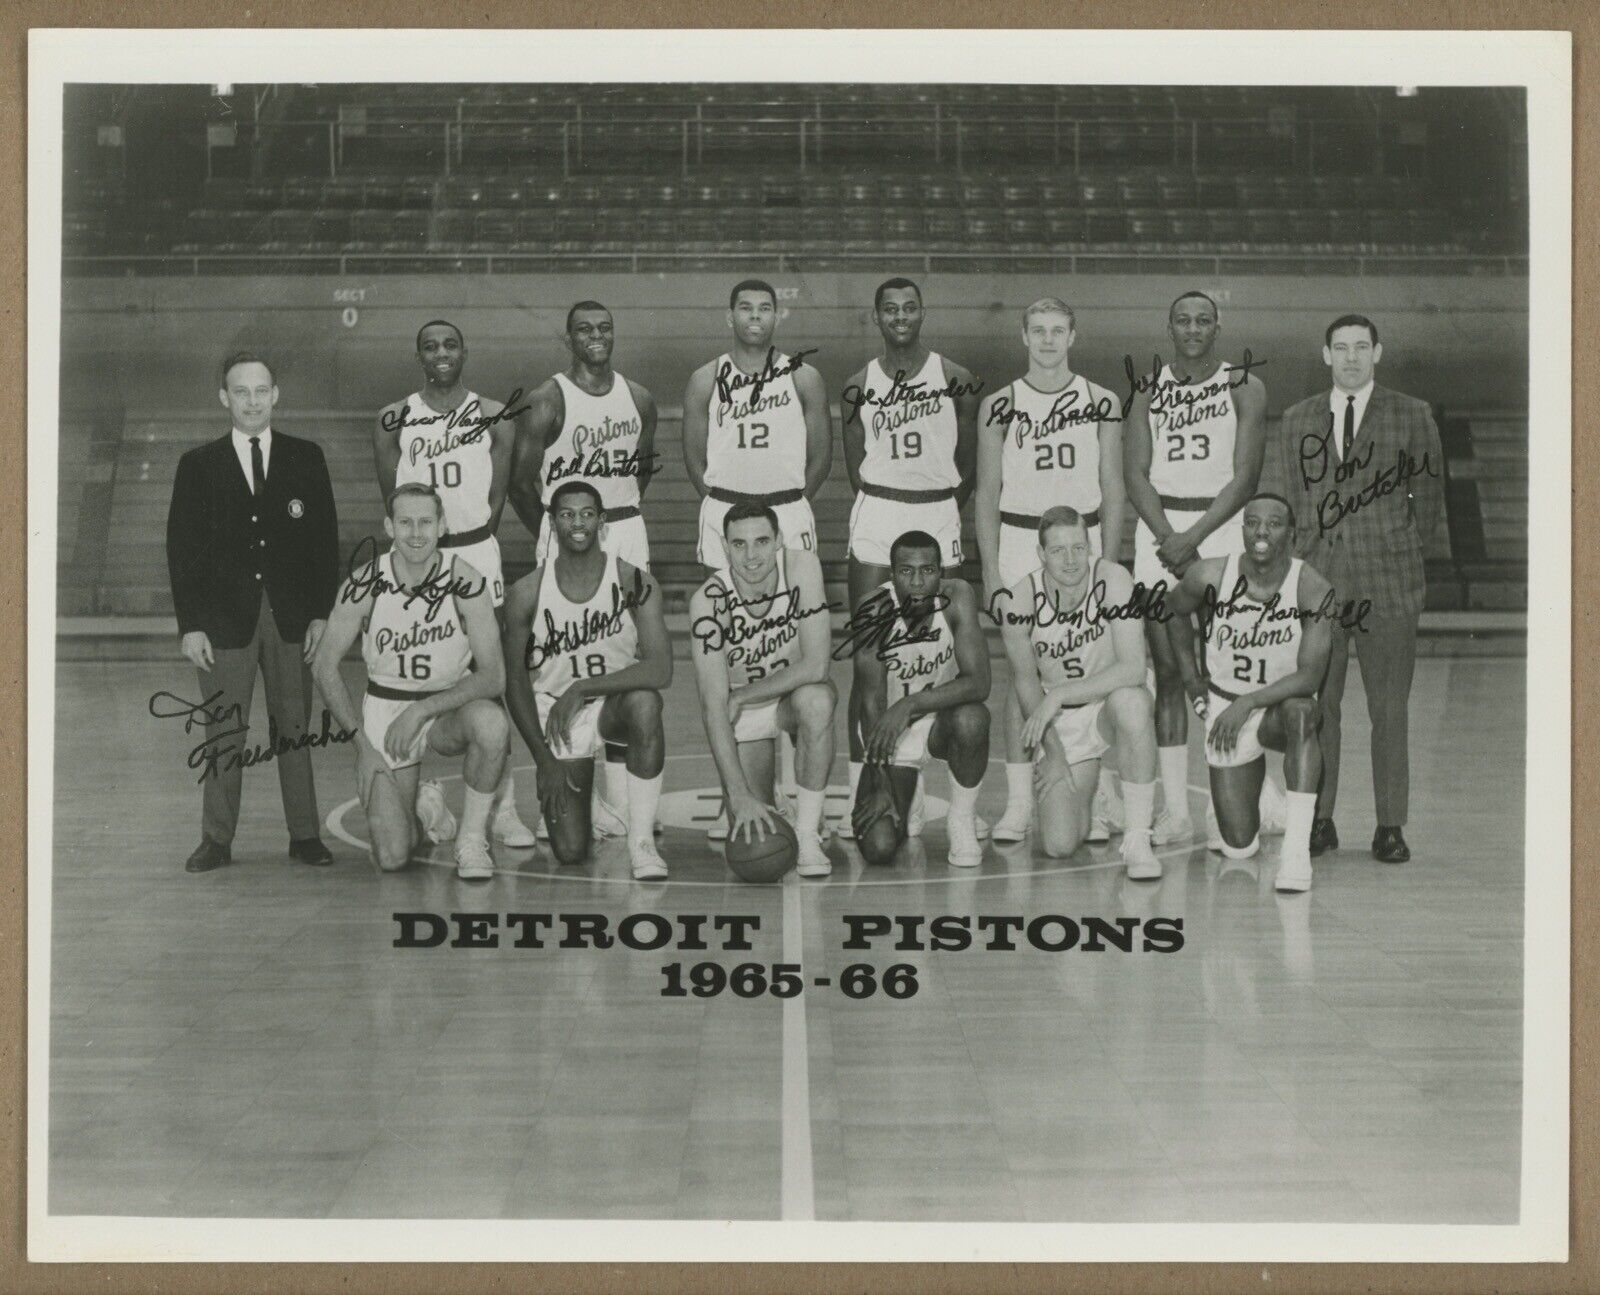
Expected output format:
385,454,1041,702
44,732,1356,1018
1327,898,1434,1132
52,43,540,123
25,26,1571,1268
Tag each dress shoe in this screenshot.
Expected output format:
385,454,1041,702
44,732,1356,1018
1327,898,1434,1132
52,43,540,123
288,836,334,867
1309,818,1339,857
185,838,231,873
1371,826,1410,864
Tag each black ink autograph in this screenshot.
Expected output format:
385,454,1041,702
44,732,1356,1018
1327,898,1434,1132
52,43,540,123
986,580,1174,628
1121,350,1266,418
691,583,840,654
524,567,654,673
381,389,530,442
841,368,984,425
341,536,489,620
149,691,355,783
1298,415,1439,538
714,347,819,409
542,448,662,487
832,593,948,661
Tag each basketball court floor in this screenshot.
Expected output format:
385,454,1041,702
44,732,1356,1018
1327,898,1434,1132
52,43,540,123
47,648,1524,1223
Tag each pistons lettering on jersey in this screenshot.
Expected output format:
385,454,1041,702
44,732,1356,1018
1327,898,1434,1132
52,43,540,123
715,384,792,428
572,413,641,458
525,575,653,672
890,640,954,685
1212,619,1295,652
1034,617,1107,661
872,393,945,437
1153,386,1233,433
727,621,798,677
408,426,485,463
991,387,1115,446
374,619,460,658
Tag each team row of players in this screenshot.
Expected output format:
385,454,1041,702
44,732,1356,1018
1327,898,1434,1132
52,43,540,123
323,278,1322,884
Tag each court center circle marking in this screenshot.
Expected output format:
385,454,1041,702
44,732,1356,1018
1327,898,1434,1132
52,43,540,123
324,755,1219,887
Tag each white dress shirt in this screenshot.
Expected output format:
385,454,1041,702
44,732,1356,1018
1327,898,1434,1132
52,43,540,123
1328,381,1375,461
231,426,272,492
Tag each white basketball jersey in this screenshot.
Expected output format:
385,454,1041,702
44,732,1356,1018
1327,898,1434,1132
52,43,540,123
877,583,957,705
528,551,640,699
703,550,803,688
859,352,960,491
1027,561,1117,688
392,390,495,532
1204,555,1303,695
998,375,1113,516
704,352,809,492
361,550,473,692
541,372,644,511
1147,363,1238,498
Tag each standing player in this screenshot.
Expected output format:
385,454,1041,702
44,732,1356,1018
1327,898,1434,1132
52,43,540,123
837,278,982,841
1163,494,1334,892
375,318,534,848
311,483,509,880
976,298,1127,845
849,531,991,869
508,301,659,833
687,504,837,877
997,507,1160,876
682,279,833,567
1123,290,1269,843
502,481,673,880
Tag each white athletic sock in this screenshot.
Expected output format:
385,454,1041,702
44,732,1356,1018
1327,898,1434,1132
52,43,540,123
1158,746,1189,819
1121,780,1156,836
1004,762,1033,812
795,787,825,837
602,759,630,812
627,772,662,847
1285,789,1317,854
947,778,979,824
461,786,494,841
1097,766,1120,801
494,766,516,812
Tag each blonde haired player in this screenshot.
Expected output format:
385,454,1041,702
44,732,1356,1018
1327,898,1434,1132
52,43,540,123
1122,290,1273,846
976,297,1126,844
312,483,510,880
374,318,534,849
997,506,1160,876
1163,493,1334,892
687,503,837,877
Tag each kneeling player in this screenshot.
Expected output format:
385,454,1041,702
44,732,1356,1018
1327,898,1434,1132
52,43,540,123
850,531,991,868
688,504,835,877
998,506,1161,876
1166,493,1331,892
503,481,673,879
312,483,509,880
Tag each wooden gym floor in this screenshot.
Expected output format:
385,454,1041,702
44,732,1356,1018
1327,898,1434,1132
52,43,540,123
47,650,1524,1223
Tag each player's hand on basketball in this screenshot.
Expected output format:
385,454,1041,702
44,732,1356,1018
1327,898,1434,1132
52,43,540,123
728,793,777,843
181,631,215,671
302,619,327,663
384,703,426,763
864,699,914,765
1020,693,1066,750
1207,698,1252,756
547,688,586,750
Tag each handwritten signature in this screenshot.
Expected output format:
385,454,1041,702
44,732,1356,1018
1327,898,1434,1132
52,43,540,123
714,347,818,410
341,536,489,620
832,593,948,662
543,448,661,487
525,568,654,672
381,389,530,441
985,385,1116,443
691,583,840,654
1121,350,1265,418
986,580,1173,628
1298,416,1439,538
841,369,983,425
149,691,355,782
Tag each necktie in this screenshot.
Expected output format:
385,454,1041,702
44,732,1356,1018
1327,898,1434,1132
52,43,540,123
1341,396,1355,461
250,435,265,496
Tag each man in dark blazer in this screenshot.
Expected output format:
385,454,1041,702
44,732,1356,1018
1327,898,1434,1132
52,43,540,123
166,352,342,872
1279,315,1444,863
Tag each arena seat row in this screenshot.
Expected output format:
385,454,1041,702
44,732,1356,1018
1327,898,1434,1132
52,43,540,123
65,407,1524,618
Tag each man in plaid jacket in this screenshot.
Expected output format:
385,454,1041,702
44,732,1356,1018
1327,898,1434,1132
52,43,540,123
1278,315,1444,864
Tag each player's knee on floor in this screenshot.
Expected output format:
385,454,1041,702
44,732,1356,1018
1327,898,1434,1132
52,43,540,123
548,820,590,867
372,822,413,872
1039,817,1087,859
857,816,904,867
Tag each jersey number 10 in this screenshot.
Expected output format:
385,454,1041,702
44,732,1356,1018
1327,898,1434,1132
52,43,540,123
427,461,463,489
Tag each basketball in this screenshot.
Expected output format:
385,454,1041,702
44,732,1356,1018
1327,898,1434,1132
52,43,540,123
724,814,798,883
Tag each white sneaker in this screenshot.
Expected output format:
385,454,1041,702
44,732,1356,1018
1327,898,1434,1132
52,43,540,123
990,804,1033,844
796,831,832,878
492,795,536,848
1275,850,1313,893
1206,805,1224,852
454,834,494,881
1259,779,1287,836
591,796,628,840
416,780,457,844
905,780,927,838
1152,811,1194,845
629,838,669,880
1122,830,1162,881
1087,815,1111,844
947,815,983,868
